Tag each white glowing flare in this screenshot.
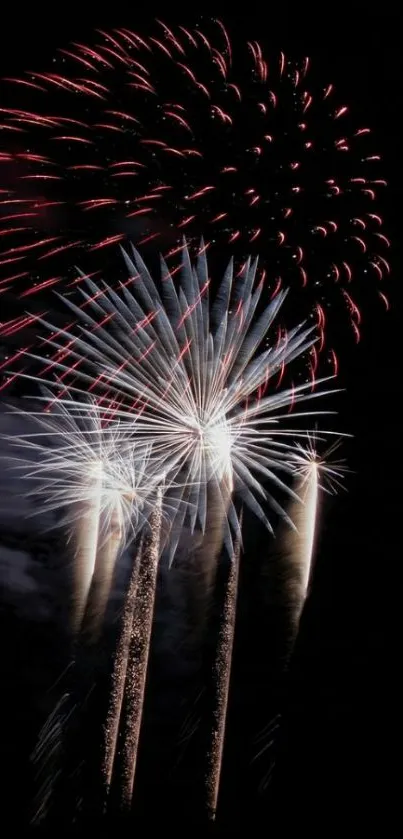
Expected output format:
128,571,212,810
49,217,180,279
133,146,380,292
73,459,103,630
297,460,319,600
291,435,349,496
4,395,164,631
253,437,349,779
288,435,349,606
23,243,339,554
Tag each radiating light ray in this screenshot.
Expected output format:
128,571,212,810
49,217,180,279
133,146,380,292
117,490,163,809
291,434,350,496
2,395,164,632
18,244,340,558
206,523,242,821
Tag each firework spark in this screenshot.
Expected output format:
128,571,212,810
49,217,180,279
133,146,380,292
31,692,75,826
117,490,163,810
0,20,389,372
206,523,242,821
102,535,143,805
289,458,319,625
291,435,350,495
73,462,102,635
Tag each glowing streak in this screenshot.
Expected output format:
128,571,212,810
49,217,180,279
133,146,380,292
73,459,103,633
118,490,163,809
254,437,348,781
82,501,124,641
287,437,349,626
102,536,143,804
31,693,73,826
183,477,233,647
295,461,318,612
206,528,242,821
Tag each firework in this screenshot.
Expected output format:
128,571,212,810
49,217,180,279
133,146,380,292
6,244,338,812
4,395,160,632
206,523,242,821
286,458,319,633
102,535,143,805
255,436,348,778
0,20,389,375
73,466,102,635
285,435,349,628
181,477,232,648
31,692,74,826
21,244,337,555
291,435,349,494
83,502,124,641
5,241,339,812
5,399,166,822
117,490,163,810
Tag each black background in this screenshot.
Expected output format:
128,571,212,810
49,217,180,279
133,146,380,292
0,7,401,835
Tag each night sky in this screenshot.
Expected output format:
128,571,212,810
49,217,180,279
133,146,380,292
0,9,401,835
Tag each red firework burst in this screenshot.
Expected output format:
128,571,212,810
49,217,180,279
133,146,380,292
0,19,390,378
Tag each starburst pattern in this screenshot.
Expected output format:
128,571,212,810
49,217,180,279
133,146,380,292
2,393,167,631
21,244,337,550
5,394,160,543
290,434,349,494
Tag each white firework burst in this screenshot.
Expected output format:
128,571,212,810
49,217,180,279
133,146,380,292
5,394,161,543
23,242,338,548
3,394,168,630
289,434,350,495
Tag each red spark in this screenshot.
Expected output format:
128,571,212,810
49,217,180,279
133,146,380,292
0,20,390,370
378,291,389,310
20,276,62,297
89,234,125,250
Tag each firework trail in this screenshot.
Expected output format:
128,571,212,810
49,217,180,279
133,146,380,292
3,399,164,824
278,460,319,640
182,477,232,645
73,461,102,633
285,436,348,634
117,490,163,810
206,523,242,821
31,692,75,826
255,436,348,779
0,19,390,376
80,441,162,639
102,534,143,804
83,503,125,642
293,465,317,611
